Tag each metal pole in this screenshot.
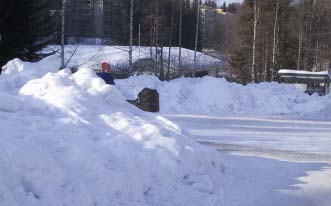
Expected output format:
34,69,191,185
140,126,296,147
129,0,134,73
193,0,200,78
60,0,66,70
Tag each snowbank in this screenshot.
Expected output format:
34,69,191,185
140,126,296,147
115,75,331,118
0,58,226,206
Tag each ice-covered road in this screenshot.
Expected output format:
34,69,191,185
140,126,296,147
166,114,331,206
166,114,331,157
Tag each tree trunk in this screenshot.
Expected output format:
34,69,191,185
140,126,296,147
271,0,279,79
168,0,175,80
251,0,259,82
193,0,200,78
129,0,133,73
178,0,183,77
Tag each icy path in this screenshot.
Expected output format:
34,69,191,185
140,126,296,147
166,115,331,156
166,114,331,206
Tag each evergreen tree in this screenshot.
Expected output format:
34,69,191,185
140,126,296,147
223,2,227,12
0,0,53,70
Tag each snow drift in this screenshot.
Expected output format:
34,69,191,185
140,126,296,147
116,75,331,118
0,57,226,206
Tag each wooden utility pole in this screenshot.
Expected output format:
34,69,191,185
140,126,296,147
60,0,67,70
129,0,134,73
193,0,200,78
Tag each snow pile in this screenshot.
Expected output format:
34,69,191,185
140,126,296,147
41,45,221,71
116,75,331,118
0,58,226,206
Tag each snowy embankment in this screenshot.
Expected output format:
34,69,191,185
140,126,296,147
116,75,331,119
42,45,221,71
0,57,226,206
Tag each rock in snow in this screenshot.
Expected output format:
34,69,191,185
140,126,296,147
0,57,226,206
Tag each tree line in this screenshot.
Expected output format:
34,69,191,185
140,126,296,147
0,0,53,71
230,0,331,83
3,0,328,85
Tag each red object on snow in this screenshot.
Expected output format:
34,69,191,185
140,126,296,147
101,62,111,72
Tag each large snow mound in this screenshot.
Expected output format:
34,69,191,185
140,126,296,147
0,58,226,206
115,75,331,118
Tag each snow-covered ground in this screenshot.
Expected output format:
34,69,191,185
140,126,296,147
166,114,331,206
116,75,331,206
2,54,331,206
0,57,226,206
167,115,331,157
40,45,221,72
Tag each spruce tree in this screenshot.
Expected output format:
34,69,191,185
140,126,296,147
0,0,53,70
223,2,227,12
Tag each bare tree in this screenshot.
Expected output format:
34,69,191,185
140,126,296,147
251,0,259,82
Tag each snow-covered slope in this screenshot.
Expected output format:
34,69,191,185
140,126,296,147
39,45,221,72
0,58,226,206
116,75,331,119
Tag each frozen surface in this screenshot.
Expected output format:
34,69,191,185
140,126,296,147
167,114,331,206
0,57,226,206
167,114,331,156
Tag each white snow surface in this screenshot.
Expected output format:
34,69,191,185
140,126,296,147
0,57,226,206
38,45,221,72
115,75,331,119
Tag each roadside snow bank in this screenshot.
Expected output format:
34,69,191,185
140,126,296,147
116,75,331,118
0,60,226,206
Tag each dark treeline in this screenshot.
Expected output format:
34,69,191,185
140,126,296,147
110,0,206,50
0,0,53,69
3,0,330,84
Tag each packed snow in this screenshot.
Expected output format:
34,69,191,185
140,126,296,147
0,57,227,206
115,75,331,119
